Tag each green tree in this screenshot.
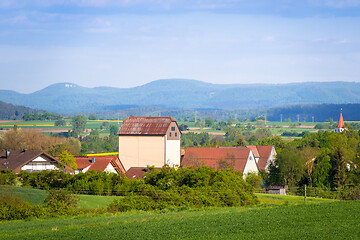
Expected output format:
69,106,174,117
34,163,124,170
205,117,214,127
88,114,98,120
54,119,66,126
109,124,119,136
71,115,87,137
57,150,77,170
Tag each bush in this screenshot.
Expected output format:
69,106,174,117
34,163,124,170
0,195,46,221
44,189,79,215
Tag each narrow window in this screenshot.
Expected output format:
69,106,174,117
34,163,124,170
169,132,172,137
171,127,175,131
175,132,177,137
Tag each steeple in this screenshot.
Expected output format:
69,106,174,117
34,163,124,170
335,109,345,133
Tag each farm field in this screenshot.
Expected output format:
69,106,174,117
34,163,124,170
0,199,358,239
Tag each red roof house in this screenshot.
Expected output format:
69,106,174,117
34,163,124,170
246,145,276,171
182,147,258,176
74,156,125,174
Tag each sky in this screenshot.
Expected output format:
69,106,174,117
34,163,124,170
0,0,360,93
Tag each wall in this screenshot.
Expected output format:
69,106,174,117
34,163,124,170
119,135,165,171
165,137,181,167
243,151,259,177
21,155,59,172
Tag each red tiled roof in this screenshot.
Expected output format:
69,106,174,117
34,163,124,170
246,146,260,158
118,117,176,135
0,150,74,173
125,167,162,179
182,147,251,172
74,156,125,174
255,145,274,170
337,113,345,128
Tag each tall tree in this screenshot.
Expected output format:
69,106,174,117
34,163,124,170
71,115,87,137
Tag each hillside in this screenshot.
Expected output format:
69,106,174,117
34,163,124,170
0,101,44,120
1,80,360,113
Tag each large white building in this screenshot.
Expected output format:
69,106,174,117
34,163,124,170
118,117,181,171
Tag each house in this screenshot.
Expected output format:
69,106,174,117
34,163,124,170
335,111,345,133
125,167,162,180
74,156,125,174
181,147,258,176
246,145,276,172
0,150,74,173
118,117,181,171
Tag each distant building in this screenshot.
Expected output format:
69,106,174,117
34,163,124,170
182,147,259,177
74,156,125,174
118,117,181,171
335,111,345,133
246,145,277,172
0,150,74,173
125,167,162,180
266,185,288,195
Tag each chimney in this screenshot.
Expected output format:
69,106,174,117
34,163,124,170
91,157,95,164
6,150,10,158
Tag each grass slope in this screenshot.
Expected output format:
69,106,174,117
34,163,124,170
0,186,119,209
0,201,359,239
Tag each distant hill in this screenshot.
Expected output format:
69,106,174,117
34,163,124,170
1,79,360,113
0,101,44,120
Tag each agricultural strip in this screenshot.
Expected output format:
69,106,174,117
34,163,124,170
0,201,359,239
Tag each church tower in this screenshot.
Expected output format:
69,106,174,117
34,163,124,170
335,110,345,133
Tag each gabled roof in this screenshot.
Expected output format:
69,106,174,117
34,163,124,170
246,146,260,158
337,113,345,128
182,147,252,172
74,156,125,174
118,117,177,136
0,150,74,173
125,167,162,179
249,145,274,171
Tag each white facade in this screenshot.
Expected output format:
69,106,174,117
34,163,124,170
165,136,181,167
243,150,259,177
21,156,59,172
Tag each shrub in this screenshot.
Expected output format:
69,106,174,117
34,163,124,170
44,189,79,215
0,195,46,221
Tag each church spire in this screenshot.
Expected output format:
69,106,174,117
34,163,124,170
335,109,345,133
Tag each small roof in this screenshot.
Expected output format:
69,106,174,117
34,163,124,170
337,113,345,128
0,150,74,173
246,146,260,158
118,117,177,136
182,147,252,172
125,167,162,179
74,156,125,174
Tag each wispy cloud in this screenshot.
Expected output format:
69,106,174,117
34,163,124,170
309,0,360,8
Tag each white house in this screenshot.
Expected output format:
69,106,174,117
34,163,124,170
0,150,74,173
118,117,181,171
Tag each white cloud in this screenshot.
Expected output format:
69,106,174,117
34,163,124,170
309,0,360,8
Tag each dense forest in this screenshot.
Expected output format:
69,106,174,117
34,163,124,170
0,101,44,120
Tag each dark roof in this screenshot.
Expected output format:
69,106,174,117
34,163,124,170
118,117,176,136
125,167,162,179
74,156,125,174
182,147,252,172
0,150,74,173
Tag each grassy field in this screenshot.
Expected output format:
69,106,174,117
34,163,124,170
0,186,119,209
0,200,358,239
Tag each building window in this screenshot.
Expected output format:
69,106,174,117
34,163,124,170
169,132,172,137
175,132,177,137
171,127,175,131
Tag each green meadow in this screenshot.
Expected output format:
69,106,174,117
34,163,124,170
0,200,358,240
1,185,357,240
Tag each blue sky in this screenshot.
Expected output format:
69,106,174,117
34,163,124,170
0,0,360,93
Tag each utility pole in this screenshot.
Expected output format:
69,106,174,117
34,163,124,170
312,116,314,123
304,184,307,204
280,114,283,123
297,114,300,122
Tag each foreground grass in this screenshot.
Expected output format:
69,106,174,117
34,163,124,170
0,201,359,239
0,186,119,209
